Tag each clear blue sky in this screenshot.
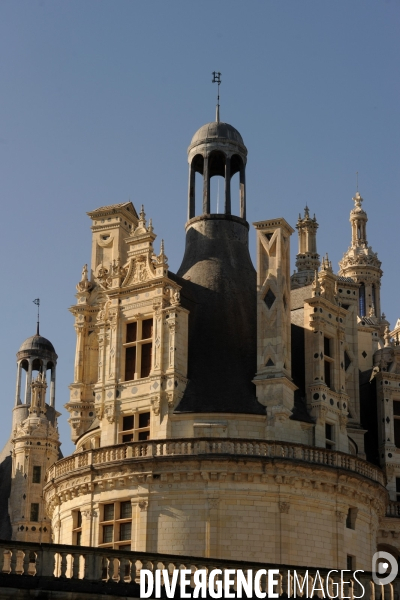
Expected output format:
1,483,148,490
1,0,399,455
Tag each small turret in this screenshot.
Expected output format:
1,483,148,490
291,206,320,289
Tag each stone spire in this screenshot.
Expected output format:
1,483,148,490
339,191,383,318
291,206,320,289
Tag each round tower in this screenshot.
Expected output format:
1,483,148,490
176,120,263,414
9,331,60,542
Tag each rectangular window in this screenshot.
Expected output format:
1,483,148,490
347,555,354,570
119,522,132,541
30,503,39,522
120,412,150,443
142,319,153,340
394,419,400,448
346,508,357,530
324,361,331,389
141,343,152,378
103,504,114,522
126,322,137,343
124,319,153,381
99,502,132,549
125,346,136,381
394,401,400,417
325,423,335,449
103,524,114,544
120,501,132,519
324,337,331,357
73,510,82,545
32,466,41,483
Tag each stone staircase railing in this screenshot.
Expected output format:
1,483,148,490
0,539,397,599
46,438,385,486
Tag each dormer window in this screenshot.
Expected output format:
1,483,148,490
124,319,153,381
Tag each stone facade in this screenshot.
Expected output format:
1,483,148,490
2,116,400,576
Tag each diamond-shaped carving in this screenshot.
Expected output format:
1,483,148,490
264,289,276,309
362,351,367,358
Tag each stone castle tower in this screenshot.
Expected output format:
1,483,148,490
0,329,60,541
1,112,400,571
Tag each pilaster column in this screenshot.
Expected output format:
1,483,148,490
25,358,33,404
224,156,231,215
74,326,84,383
188,163,195,220
203,156,210,214
15,361,22,406
132,498,149,551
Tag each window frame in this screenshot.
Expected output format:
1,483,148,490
120,411,150,443
123,318,153,381
99,501,133,550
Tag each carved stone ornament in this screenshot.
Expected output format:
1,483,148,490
82,509,98,520
336,510,345,523
76,264,93,293
279,502,290,514
207,497,219,510
104,402,116,424
138,500,148,512
151,396,160,416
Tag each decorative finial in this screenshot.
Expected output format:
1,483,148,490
384,325,392,348
212,71,221,123
147,218,154,233
312,270,321,297
33,298,40,335
138,204,146,228
352,191,363,209
304,205,310,218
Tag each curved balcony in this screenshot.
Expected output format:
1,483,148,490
45,438,385,486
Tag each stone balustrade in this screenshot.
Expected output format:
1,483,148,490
45,437,385,486
0,539,397,599
386,501,400,517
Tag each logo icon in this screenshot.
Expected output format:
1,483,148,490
372,551,398,585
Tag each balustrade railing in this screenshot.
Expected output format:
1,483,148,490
386,501,400,517
46,438,385,486
0,540,396,599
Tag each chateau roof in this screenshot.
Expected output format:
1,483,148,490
18,334,56,355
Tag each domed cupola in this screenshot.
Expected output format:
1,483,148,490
176,91,262,415
15,311,58,410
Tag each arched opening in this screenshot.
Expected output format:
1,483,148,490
231,154,246,219
359,283,366,316
188,154,204,219
208,151,226,215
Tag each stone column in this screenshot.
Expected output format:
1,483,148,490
132,498,149,552
224,156,231,215
203,156,210,214
239,164,246,220
25,358,33,405
50,365,56,407
15,361,22,406
188,162,195,220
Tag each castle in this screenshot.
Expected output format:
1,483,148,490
1,112,400,574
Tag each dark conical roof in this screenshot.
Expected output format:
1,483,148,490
18,334,56,354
